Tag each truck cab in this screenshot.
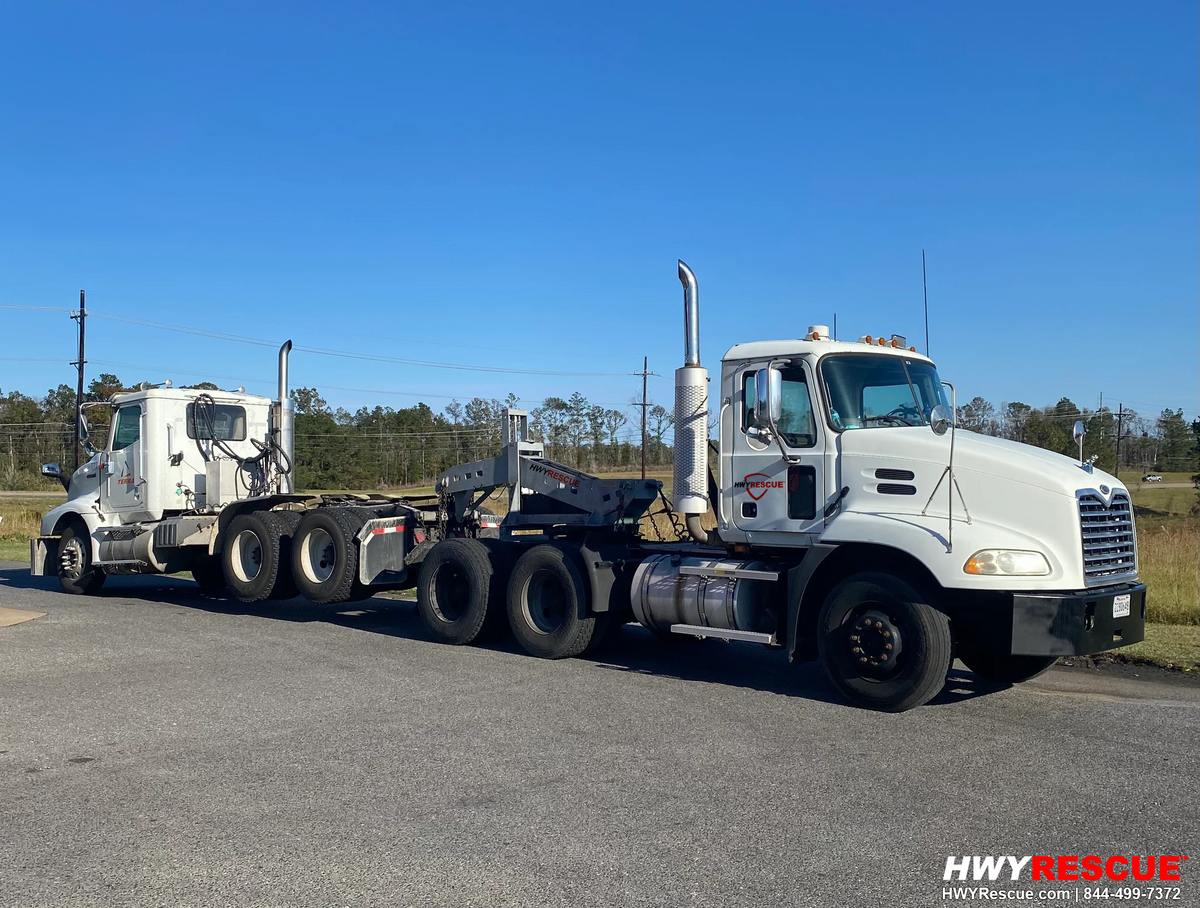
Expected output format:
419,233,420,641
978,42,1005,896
716,329,1138,596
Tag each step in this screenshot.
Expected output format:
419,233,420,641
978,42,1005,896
669,623,777,645
677,565,780,582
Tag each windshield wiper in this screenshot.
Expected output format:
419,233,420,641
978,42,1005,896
897,359,926,426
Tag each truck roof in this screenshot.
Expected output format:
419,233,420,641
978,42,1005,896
108,387,272,407
721,338,934,364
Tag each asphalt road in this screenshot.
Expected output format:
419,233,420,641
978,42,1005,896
2,565,1197,908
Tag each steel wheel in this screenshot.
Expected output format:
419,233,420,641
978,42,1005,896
230,529,264,584
522,569,569,635
299,527,337,585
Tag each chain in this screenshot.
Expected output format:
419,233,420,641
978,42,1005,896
642,489,690,543
436,487,451,540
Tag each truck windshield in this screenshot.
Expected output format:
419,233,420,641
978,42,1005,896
820,354,948,430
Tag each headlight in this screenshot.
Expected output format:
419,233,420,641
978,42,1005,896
963,550,1050,576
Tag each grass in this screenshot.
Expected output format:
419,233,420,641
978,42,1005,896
1094,624,1199,673
1128,486,1198,525
0,497,62,563
1137,521,1199,625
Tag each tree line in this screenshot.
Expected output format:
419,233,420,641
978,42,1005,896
1,373,1197,491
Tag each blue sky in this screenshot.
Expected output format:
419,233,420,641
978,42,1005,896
1,1,1196,428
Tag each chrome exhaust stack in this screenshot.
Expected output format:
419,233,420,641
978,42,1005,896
673,261,709,541
274,340,295,494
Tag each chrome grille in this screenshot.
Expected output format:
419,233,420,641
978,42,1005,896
1078,491,1136,584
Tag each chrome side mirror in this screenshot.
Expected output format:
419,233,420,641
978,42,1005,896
41,463,69,491
753,367,782,427
929,404,951,437
1072,420,1087,443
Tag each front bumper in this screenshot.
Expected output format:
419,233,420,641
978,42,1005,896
1010,583,1146,656
950,582,1146,657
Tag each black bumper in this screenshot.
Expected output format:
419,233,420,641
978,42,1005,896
1010,583,1146,656
949,582,1146,657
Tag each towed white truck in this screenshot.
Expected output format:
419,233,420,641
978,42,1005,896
32,262,1146,711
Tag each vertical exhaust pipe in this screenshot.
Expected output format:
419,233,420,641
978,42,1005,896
274,340,295,494
673,261,709,542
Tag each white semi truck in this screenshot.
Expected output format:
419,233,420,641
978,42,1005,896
32,262,1146,711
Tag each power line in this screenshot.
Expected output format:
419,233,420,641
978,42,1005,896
84,311,640,378
0,303,73,313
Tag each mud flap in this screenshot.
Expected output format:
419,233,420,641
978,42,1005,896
356,517,409,586
30,537,59,577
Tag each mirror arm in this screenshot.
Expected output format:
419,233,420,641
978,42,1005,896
764,359,802,464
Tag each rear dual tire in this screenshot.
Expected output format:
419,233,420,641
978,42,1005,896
291,509,369,605
416,541,608,658
222,511,296,602
506,545,608,659
417,538,511,645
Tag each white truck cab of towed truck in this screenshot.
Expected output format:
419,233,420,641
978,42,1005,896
33,347,299,596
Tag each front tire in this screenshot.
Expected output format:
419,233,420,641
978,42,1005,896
959,652,1057,684
817,571,952,712
57,522,105,595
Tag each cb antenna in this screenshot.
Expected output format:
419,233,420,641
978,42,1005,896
922,249,930,356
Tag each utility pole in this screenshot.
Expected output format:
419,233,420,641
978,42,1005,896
639,356,649,480
70,290,87,471
1114,403,1124,476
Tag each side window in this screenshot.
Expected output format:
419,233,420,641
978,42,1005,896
111,405,141,451
741,372,757,432
777,367,815,448
186,403,247,441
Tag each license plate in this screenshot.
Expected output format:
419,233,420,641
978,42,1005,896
1113,594,1131,618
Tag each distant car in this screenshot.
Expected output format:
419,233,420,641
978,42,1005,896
1141,474,1163,483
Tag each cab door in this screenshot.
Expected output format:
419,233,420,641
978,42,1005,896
729,361,825,542
100,403,144,520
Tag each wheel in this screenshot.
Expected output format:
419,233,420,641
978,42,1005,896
291,508,366,605
416,538,510,644
817,571,952,712
190,553,226,594
56,521,105,595
959,651,1057,684
506,544,600,659
269,510,304,600
221,511,287,602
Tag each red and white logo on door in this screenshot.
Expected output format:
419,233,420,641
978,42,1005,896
734,473,784,501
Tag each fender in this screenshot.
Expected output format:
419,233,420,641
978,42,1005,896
786,544,837,660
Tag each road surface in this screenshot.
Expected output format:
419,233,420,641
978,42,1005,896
2,565,1197,907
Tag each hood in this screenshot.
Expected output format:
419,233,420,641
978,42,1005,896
835,426,1119,499
949,431,1120,498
